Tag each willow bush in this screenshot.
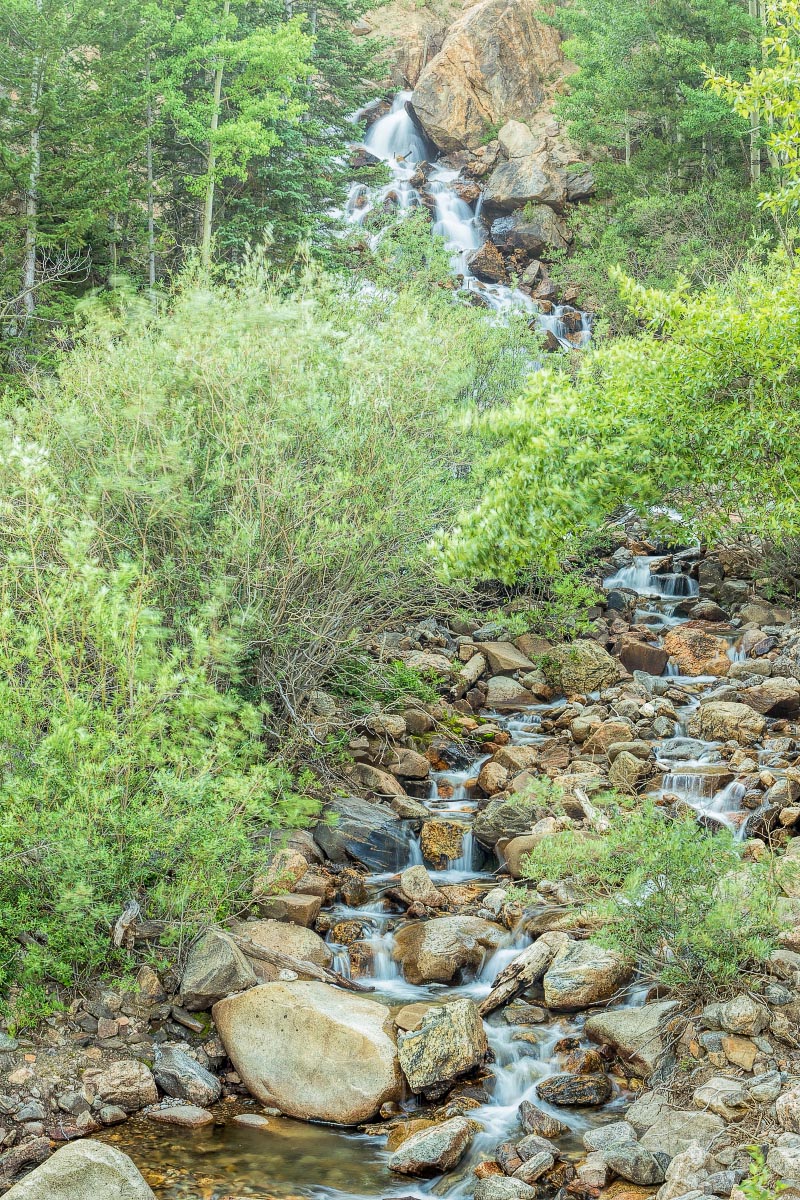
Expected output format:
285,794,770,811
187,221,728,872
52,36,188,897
0,251,530,1023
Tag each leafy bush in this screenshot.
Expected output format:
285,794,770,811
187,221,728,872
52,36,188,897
438,255,800,580
521,800,783,990
479,570,603,640
0,250,529,1022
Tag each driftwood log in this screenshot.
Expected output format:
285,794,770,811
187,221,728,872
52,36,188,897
478,931,568,1017
450,653,486,701
227,932,374,994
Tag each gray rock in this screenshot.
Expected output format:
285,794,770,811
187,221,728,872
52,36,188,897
583,1121,637,1151
313,795,410,872
153,1045,221,1107
389,1116,474,1176
180,929,257,1011
4,1140,155,1199
603,1143,666,1185
474,1179,537,1200
640,1109,725,1156
543,940,632,1009
513,1149,555,1183
392,916,505,985
768,1132,800,1181
93,1059,158,1113
584,1001,678,1077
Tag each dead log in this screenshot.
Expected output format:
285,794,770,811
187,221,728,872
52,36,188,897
227,932,374,994
450,653,486,701
478,931,568,1017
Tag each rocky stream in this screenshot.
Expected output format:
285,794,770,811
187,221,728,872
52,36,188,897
4,536,800,1200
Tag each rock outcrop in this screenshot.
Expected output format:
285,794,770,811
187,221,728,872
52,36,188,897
4,1141,155,1199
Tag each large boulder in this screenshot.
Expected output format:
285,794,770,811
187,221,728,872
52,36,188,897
687,701,766,745
392,916,505,984
212,982,402,1124
313,794,410,871
231,918,332,982
741,677,800,716
662,625,731,677
489,208,570,256
584,1001,678,1077
180,929,257,1011
411,0,563,153
484,155,567,215
542,641,619,695
389,1116,474,1176
543,940,632,1009
4,1141,155,1200
397,997,488,1092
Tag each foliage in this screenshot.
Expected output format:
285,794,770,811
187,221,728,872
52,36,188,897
741,1147,788,1200
325,654,441,714
707,0,800,223
438,256,800,580
520,800,783,989
554,0,755,177
479,571,602,640
0,252,528,1019
548,175,766,335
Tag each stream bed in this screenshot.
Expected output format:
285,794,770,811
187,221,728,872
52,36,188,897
100,554,759,1199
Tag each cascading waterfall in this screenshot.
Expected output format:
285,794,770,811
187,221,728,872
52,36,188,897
341,92,591,348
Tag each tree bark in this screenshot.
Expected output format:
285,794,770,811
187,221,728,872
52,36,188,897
478,931,567,1017
21,0,43,320
200,0,230,269
749,0,761,185
146,60,156,290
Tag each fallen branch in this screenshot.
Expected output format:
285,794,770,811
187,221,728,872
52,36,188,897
478,931,568,1017
227,932,374,994
450,653,486,701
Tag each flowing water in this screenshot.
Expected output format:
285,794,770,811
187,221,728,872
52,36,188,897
103,544,769,1197
341,92,592,348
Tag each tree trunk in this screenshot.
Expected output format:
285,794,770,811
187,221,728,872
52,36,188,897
200,0,230,269
749,0,761,185
22,0,43,320
146,61,156,290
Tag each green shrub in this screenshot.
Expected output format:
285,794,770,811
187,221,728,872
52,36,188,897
0,249,529,1022
521,800,782,990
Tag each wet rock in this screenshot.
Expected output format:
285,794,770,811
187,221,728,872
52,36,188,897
489,207,570,255
687,702,766,746
153,1045,221,1107
466,242,509,284
231,918,333,982
147,1104,215,1128
212,981,402,1124
741,677,800,716
92,1060,158,1113
584,1001,678,1077
410,0,563,153
478,761,510,796
514,1149,555,1183
518,1099,568,1138
392,916,505,984
542,641,619,695
535,1073,613,1106
180,929,257,1011
313,795,409,872
618,638,669,677
663,626,731,677
389,1115,474,1176
420,820,467,867
474,1178,537,1200
399,865,447,908
397,997,488,1093
3,1140,156,1199
603,1144,666,1186
543,940,633,1009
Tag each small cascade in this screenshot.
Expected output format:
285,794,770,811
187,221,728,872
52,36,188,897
430,181,482,252
537,304,593,350
363,91,427,164
604,555,698,599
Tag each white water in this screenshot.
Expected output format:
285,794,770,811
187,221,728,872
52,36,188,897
343,93,592,348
